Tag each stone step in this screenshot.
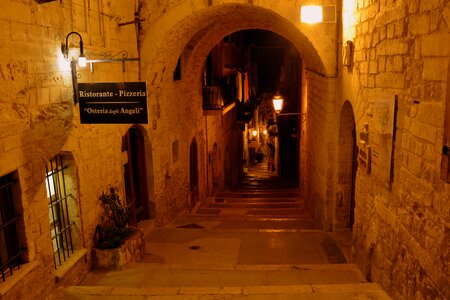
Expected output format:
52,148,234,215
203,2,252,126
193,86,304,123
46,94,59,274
208,201,306,209
178,217,318,230
193,208,311,220
80,263,367,287
214,196,301,203
216,191,302,198
50,283,391,299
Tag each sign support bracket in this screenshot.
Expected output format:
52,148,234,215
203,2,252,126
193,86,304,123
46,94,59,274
87,57,140,73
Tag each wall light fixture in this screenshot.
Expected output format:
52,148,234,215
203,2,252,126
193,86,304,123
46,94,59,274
61,31,86,67
301,6,323,24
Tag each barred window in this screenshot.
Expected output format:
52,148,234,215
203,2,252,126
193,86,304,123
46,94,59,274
45,154,80,269
0,171,25,282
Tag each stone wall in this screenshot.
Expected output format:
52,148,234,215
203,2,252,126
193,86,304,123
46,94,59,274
0,0,143,298
341,0,450,298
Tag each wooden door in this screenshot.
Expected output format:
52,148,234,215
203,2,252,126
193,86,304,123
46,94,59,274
123,127,149,224
189,139,199,208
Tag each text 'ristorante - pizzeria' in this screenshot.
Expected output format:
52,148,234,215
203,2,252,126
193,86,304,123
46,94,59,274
79,90,146,98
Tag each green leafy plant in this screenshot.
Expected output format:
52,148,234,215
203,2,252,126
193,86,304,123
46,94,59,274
94,187,133,249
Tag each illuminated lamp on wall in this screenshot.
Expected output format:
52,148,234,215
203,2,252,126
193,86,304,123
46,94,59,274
272,93,284,114
252,130,258,138
301,5,336,24
61,32,86,68
301,6,323,24
61,31,86,104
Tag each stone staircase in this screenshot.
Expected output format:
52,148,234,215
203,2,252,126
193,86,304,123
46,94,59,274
48,163,391,299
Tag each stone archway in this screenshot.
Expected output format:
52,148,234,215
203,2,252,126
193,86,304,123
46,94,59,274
334,101,357,231
139,2,335,227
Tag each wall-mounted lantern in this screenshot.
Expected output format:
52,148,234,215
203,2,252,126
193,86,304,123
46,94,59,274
272,92,307,122
272,93,284,114
61,31,86,68
301,5,336,24
61,31,86,104
301,6,323,24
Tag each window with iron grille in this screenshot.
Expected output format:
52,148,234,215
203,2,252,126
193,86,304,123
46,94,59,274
0,171,25,282
45,155,80,269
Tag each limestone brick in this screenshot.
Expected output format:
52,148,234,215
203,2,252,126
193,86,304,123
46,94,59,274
409,13,430,36
375,72,405,88
369,60,378,74
422,57,449,81
377,39,409,55
420,0,444,12
416,102,445,127
409,119,438,144
421,32,450,56
392,55,403,72
378,55,386,71
386,23,395,39
444,2,450,27
0,1,33,24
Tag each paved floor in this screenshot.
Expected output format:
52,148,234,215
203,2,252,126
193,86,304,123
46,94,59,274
49,161,390,299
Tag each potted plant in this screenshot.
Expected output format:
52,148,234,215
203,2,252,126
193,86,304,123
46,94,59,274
92,187,145,269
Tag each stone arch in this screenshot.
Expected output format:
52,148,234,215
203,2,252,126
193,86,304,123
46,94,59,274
140,3,327,101
334,101,357,231
139,2,336,223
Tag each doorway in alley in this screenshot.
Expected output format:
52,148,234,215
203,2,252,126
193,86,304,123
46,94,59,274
189,138,199,209
202,29,302,188
123,126,150,224
212,143,219,188
335,101,357,231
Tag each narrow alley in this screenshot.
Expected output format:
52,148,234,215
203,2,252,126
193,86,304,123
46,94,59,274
1,2,449,299
49,158,390,299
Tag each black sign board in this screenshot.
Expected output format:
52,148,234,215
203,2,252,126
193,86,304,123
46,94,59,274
78,82,148,124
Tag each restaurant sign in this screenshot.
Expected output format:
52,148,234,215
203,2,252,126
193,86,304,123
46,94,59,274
78,82,148,124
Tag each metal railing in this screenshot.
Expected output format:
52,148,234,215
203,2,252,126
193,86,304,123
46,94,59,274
46,156,75,269
0,174,23,282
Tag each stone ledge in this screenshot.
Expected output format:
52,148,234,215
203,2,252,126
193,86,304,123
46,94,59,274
0,261,39,296
55,248,88,283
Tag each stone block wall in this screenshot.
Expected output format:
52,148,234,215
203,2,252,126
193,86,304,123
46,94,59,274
0,0,144,298
341,0,450,298
303,70,339,230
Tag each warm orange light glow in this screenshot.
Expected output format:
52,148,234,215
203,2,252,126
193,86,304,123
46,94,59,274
301,6,323,24
252,130,258,137
78,55,87,68
263,129,268,135
273,94,284,113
